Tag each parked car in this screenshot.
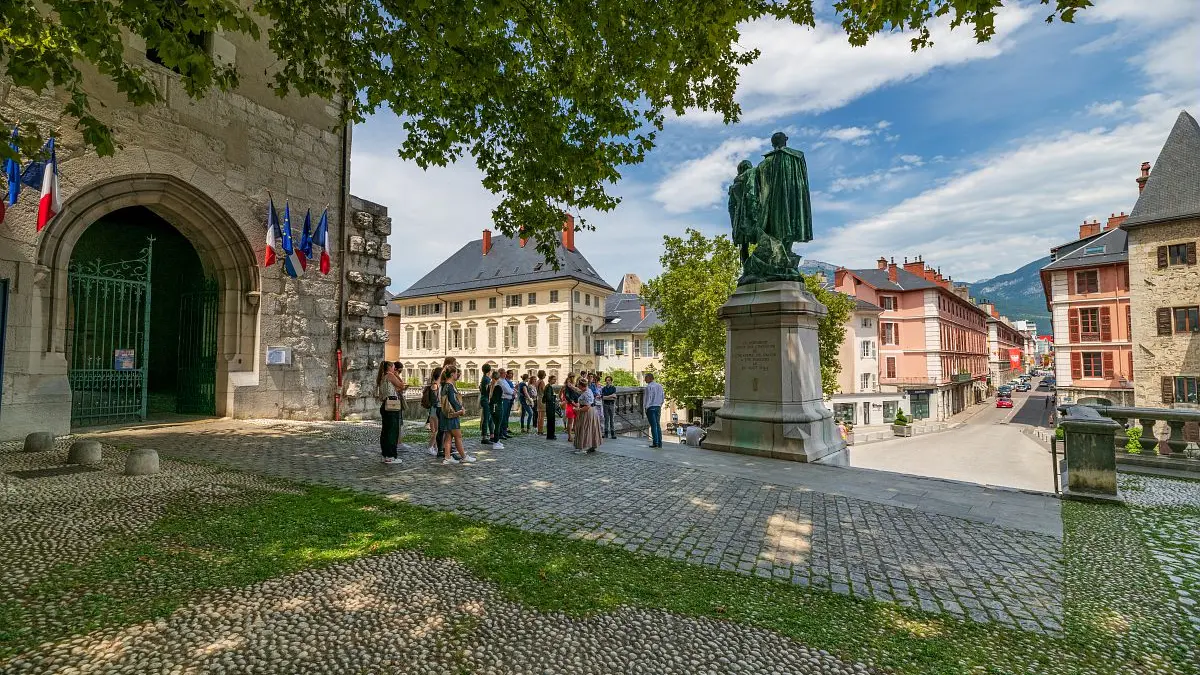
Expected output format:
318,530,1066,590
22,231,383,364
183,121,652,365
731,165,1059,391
1015,382,1032,392
996,398,1014,408
997,385,1013,396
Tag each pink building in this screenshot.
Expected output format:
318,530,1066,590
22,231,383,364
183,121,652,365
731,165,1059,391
835,257,989,421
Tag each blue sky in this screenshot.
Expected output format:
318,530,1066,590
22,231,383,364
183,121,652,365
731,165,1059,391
351,0,1199,293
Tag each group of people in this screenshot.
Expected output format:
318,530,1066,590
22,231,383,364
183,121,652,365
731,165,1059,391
374,357,667,465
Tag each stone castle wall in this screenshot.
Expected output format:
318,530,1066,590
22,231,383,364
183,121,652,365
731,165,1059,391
0,31,378,438
1128,217,1200,407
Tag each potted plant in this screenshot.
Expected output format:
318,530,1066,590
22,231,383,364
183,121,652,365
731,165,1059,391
892,410,913,437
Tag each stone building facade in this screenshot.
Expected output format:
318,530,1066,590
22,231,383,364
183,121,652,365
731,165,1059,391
1124,111,1200,409
594,274,662,382
0,25,386,440
391,224,613,384
829,296,906,427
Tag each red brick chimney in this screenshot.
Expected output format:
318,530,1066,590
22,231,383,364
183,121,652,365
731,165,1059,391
1105,212,1127,231
877,256,888,269
562,214,576,252
1137,161,1150,194
887,258,899,283
519,227,527,248
640,304,646,320
1078,219,1101,239
482,229,493,255
903,256,925,277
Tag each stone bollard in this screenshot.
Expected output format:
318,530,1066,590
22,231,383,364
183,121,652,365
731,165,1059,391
1060,405,1121,501
124,448,160,476
23,432,54,453
67,440,103,466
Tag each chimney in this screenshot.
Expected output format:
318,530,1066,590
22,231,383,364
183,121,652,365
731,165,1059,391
1078,219,1101,240
1137,161,1150,193
562,214,576,252
1105,211,1127,231
887,260,899,283
519,227,527,248
903,256,925,277
482,228,493,255
877,256,888,269
640,304,646,320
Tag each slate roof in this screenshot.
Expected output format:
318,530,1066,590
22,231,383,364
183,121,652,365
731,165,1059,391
397,234,612,299
1124,111,1200,228
844,267,939,291
1041,227,1128,271
384,291,403,315
855,297,884,313
595,293,661,334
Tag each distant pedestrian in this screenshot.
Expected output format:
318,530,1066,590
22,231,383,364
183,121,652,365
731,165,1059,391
438,366,475,465
479,364,493,445
544,374,559,440
562,374,579,443
518,373,535,432
643,373,665,448
488,369,506,449
601,376,617,438
499,370,516,439
573,382,603,454
423,366,444,456
535,370,547,435
375,361,407,464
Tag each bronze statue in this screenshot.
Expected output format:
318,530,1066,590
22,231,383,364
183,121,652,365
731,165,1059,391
730,131,812,284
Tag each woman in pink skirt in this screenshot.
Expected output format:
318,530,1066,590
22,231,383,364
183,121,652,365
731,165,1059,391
573,383,603,454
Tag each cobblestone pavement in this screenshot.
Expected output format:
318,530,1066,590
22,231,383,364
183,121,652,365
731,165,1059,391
0,436,879,674
89,419,1066,633
1120,473,1200,632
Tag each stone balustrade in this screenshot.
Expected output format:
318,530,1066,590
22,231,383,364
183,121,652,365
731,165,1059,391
1084,405,1200,457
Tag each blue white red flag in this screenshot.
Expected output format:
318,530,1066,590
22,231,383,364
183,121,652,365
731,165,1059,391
264,197,280,267
281,201,306,278
35,138,60,232
313,208,332,275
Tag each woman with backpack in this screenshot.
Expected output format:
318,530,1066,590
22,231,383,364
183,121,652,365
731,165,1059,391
375,361,407,464
438,365,476,465
422,367,444,456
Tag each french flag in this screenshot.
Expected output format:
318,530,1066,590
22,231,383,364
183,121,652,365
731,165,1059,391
35,138,60,232
264,197,281,267
281,202,306,278
313,208,332,274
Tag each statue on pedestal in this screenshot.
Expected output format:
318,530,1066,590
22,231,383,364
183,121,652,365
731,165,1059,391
729,131,813,285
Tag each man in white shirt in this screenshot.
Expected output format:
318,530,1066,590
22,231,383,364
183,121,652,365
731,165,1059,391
499,370,516,439
643,373,665,448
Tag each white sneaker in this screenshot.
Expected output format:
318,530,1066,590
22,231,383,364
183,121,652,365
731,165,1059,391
382,457,400,465
442,457,460,465
427,447,438,456
492,442,505,450
462,454,477,463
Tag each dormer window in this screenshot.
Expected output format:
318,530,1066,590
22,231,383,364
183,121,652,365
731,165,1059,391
1083,245,1105,255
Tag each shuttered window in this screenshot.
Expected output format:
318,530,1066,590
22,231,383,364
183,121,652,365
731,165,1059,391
1161,243,1197,267
1162,376,1175,404
1071,352,1083,379
1176,376,1200,404
1099,306,1111,342
1068,309,1080,343
1173,306,1200,332
1157,308,1174,336
1081,352,1103,378
1101,352,1114,379
1075,270,1099,294
885,357,897,379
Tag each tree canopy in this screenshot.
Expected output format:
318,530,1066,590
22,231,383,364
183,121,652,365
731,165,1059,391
605,369,640,387
642,229,853,406
1,0,1090,259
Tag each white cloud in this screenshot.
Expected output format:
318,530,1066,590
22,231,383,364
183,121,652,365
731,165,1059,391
652,137,765,213
823,126,875,145
898,154,924,165
1086,101,1126,117
685,5,1034,124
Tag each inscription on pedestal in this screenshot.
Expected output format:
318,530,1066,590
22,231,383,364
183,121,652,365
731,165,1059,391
730,332,779,400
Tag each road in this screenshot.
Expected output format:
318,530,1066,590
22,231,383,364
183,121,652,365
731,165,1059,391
849,387,1057,492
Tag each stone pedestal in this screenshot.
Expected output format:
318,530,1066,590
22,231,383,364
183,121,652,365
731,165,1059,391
124,448,161,476
702,281,847,465
67,440,103,465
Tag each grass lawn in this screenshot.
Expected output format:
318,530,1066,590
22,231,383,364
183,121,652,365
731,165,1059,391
2,474,1197,674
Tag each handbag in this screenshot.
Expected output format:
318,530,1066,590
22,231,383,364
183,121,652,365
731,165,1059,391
440,392,462,419
383,397,403,412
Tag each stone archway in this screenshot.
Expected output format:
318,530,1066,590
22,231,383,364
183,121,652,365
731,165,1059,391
38,173,260,418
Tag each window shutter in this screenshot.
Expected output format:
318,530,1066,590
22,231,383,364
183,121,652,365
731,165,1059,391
1156,307,1173,335
1158,246,1169,269
1128,351,1133,380
1102,352,1114,379
879,322,885,344
1068,271,1075,295
1071,352,1082,379
1188,242,1198,266
1162,376,1175,404
1068,309,1080,343
894,323,899,345
1099,306,1112,342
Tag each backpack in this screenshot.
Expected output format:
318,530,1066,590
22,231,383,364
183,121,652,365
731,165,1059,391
440,388,462,419
421,384,436,409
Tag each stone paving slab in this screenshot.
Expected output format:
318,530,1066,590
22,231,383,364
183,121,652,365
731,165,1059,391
84,419,1066,633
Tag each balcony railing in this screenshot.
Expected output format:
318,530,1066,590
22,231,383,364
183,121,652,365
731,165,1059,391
951,373,973,383
880,376,941,386
1060,404,1200,458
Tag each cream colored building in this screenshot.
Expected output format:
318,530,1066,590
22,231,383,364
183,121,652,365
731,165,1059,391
1124,111,1200,409
390,223,613,383
594,274,662,381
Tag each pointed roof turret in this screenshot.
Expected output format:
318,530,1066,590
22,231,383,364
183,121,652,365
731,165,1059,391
1124,110,1200,228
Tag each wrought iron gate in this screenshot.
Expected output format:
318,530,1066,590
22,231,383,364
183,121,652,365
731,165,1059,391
67,239,153,426
176,278,219,415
